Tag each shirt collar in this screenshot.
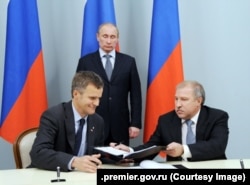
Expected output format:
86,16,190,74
72,102,88,122
99,48,116,58
182,109,201,125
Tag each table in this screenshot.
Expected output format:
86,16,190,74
169,159,250,169
104,159,250,169
0,168,96,185
0,159,249,185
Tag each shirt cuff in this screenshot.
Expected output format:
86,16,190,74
129,147,134,153
68,157,75,170
181,144,192,161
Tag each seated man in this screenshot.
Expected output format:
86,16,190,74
112,80,229,162
30,71,105,173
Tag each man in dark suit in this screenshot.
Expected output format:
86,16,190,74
30,71,105,173
76,23,142,145
112,80,229,162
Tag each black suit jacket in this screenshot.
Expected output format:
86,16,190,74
134,105,229,162
29,101,105,171
77,50,142,144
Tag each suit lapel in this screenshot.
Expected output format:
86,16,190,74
63,102,76,152
86,116,96,154
111,52,125,81
93,52,107,78
95,51,126,82
196,107,208,140
174,117,183,143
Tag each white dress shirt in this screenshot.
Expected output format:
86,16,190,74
99,48,116,69
181,110,200,161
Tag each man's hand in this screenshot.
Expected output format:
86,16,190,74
166,142,184,157
129,127,140,139
72,154,102,173
110,142,131,152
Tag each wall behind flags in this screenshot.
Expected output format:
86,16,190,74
1,0,250,169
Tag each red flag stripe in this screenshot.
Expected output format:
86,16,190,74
144,42,183,141
0,52,47,143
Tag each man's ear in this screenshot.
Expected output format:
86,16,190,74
197,96,203,104
96,33,100,41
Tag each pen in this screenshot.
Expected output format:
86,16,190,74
91,160,99,166
240,159,244,169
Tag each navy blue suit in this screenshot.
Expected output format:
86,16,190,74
77,50,142,145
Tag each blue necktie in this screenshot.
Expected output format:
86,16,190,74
74,118,85,155
186,120,195,144
104,54,112,80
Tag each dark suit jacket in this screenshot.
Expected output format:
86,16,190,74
29,101,105,171
77,50,142,144
134,105,229,162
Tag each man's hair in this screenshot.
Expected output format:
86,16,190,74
97,22,119,37
177,80,206,105
71,71,104,97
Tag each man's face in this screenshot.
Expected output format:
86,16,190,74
174,86,201,120
73,84,103,117
97,24,118,53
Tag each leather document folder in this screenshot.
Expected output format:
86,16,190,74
94,145,165,162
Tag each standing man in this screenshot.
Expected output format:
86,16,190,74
76,23,142,145
30,71,105,173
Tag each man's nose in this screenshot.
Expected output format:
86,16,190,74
175,100,181,107
94,99,100,106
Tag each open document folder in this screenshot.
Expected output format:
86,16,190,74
94,145,165,162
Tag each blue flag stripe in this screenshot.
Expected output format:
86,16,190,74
81,0,116,56
148,0,181,86
1,0,41,126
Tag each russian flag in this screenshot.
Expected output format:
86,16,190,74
144,0,184,142
81,0,117,57
0,0,48,143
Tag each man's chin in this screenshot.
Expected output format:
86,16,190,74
88,109,96,115
176,113,185,119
